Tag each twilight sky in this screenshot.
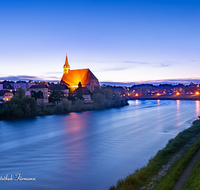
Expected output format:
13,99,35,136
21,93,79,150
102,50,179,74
0,0,200,83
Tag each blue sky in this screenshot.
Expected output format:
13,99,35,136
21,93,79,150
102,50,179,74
0,0,200,83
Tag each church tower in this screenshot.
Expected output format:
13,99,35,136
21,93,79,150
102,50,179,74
63,55,70,74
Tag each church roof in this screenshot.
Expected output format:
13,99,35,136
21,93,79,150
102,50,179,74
61,69,98,87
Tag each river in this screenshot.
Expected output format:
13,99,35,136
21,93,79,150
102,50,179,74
0,100,199,190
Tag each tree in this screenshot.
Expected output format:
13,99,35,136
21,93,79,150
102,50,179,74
31,91,43,99
1,96,37,119
76,82,83,100
40,102,46,113
92,93,105,106
49,85,64,104
16,87,25,99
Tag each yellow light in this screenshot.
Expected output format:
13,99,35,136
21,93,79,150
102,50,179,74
135,93,139,97
196,91,199,95
197,85,199,88
176,92,180,96
156,93,161,96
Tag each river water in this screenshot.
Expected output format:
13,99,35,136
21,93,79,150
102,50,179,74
0,100,199,190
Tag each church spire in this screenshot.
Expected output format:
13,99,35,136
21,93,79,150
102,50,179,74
63,55,70,74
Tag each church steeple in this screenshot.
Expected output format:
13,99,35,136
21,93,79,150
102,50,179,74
63,55,70,74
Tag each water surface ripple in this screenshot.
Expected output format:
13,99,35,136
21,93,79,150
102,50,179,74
0,100,199,190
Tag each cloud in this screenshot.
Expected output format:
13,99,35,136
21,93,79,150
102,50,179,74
156,63,171,67
45,72,63,75
95,67,128,72
94,61,149,72
134,78,200,85
122,61,150,65
95,60,175,72
0,75,60,82
100,82,135,86
100,78,200,86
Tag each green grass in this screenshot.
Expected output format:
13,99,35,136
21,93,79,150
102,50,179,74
109,119,200,190
183,152,200,190
153,134,200,190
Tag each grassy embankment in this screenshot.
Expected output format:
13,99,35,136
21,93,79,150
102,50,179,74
153,125,200,190
109,118,200,190
183,149,200,189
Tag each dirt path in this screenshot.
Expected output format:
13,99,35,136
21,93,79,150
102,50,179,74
173,147,200,190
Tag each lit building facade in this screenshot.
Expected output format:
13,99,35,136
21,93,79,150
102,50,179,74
61,55,100,92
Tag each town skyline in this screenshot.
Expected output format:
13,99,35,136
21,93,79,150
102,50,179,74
1,0,200,83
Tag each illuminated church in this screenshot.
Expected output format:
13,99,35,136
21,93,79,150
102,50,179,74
60,56,100,92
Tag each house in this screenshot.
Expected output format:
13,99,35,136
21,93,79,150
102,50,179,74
0,90,14,102
73,87,93,103
49,84,69,98
2,81,14,92
0,83,3,90
60,55,100,92
29,85,49,104
14,81,27,92
27,82,36,90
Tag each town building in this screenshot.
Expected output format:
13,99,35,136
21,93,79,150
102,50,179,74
61,55,100,92
0,83,3,90
27,82,36,90
0,90,14,102
2,81,14,92
73,87,93,103
29,85,49,104
13,81,27,92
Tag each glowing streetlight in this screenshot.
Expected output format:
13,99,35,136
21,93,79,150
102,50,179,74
176,92,180,96
135,93,139,97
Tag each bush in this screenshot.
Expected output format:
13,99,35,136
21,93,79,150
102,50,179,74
92,93,105,106
40,102,46,113
114,95,121,107
55,104,64,114
54,99,71,114
1,96,37,119
74,99,84,111
60,99,71,112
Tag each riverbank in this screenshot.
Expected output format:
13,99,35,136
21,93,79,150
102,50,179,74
129,94,200,100
0,97,129,120
109,117,200,190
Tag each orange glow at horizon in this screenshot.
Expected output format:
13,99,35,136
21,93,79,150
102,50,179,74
195,91,199,95
135,93,139,97
176,92,180,95
156,93,161,96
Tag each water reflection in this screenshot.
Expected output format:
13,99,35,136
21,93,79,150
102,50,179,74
176,100,181,129
135,99,139,106
196,100,200,118
0,100,199,190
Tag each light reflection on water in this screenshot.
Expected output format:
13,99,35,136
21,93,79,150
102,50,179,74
196,100,200,118
0,100,200,190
